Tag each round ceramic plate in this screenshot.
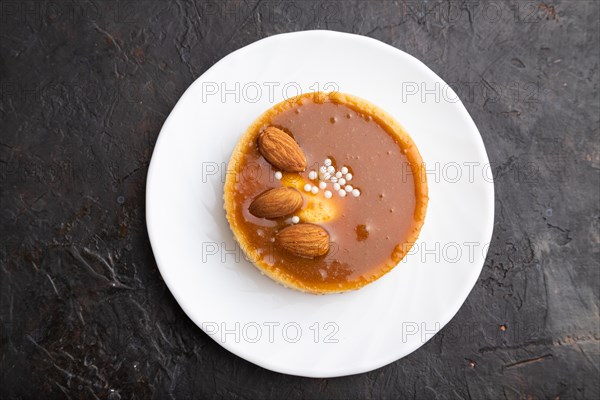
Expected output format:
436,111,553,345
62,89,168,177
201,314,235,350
146,30,494,378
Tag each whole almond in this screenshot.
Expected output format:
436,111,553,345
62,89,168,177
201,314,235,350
258,127,307,172
249,187,303,219
276,223,330,258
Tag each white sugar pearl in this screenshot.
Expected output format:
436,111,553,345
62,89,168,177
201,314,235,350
345,185,353,192
319,166,327,174
338,178,346,186
330,177,338,183
352,189,360,197
308,170,317,180
345,173,353,181
304,184,311,192
341,166,349,174
333,183,341,191
319,181,327,189
335,171,342,178
291,216,300,224
324,158,332,166
327,165,335,173
338,189,347,197
324,190,332,199
324,173,331,180
274,171,282,180
311,186,319,194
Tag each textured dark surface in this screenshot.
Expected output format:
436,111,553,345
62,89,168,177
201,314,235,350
1,1,599,399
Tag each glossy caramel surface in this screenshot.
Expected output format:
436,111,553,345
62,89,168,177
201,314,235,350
231,98,421,291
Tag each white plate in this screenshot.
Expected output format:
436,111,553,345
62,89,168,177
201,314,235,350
146,30,494,378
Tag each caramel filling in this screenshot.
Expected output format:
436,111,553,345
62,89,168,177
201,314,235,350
232,98,421,289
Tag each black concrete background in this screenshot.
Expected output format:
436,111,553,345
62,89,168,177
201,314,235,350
1,1,599,399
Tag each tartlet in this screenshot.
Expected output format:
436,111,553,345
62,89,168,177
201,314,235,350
224,91,428,294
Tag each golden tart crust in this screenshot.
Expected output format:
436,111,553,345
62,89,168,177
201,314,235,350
224,91,428,294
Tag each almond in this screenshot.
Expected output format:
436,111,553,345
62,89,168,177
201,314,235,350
249,187,303,219
258,127,307,172
276,223,330,258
